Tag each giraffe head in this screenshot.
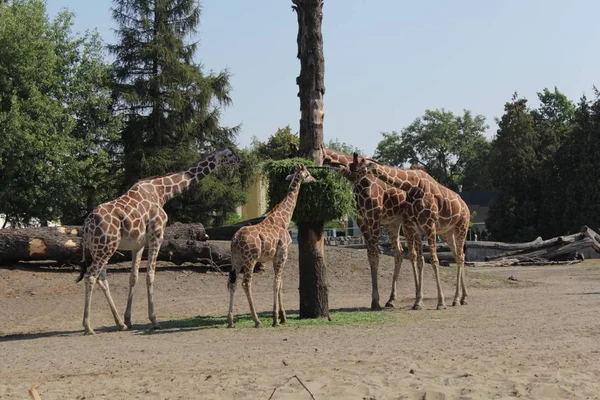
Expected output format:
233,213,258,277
351,152,378,177
214,147,243,167
285,164,317,184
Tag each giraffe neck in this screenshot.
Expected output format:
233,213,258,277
322,148,355,181
145,155,218,205
371,164,421,193
323,148,354,166
264,174,303,228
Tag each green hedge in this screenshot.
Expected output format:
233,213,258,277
263,158,354,223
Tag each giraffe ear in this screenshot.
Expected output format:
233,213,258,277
353,152,359,163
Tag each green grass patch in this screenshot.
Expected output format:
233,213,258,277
161,309,395,330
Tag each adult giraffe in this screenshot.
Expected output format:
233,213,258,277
312,146,422,310
79,147,242,335
354,154,470,310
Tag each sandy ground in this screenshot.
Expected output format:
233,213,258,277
1,243,600,400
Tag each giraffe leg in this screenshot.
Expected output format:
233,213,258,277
242,267,261,328
124,247,143,328
82,247,116,335
227,266,239,328
404,228,421,308
278,281,287,325
427,230,446,310
383,223,403,308
83,273,97,335
413,236,426,310
456,233,469,305
146,240,163,330
97,268,127,331
272,243,288,327
359,219,382,311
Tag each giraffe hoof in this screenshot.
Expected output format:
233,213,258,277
151,323,162,330
437,304,447,310
371,303,383,311
384,301,394,308
272,322,281,328
279,318,287,325
227,323,235,329
461,299,468,305
452,300,459,307
125,322,133,329
254,322,263,328
412,304,422,311
118,324,128,331
84,329,96,336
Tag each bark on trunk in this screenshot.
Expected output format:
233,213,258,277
297,221,329,318
293,0,329,319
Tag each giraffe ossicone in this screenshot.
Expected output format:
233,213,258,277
227,164,316,328
79,147,242,335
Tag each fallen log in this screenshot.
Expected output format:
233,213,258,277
0,223,215,266
205,217,265,241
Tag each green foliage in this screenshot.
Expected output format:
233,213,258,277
551,92,600,235
487,94,540,241
263,158,354,224
487,89,578,240
0,1,121,225
373,109,490,190
109,0,243,225
250,125,299,160
326,138,364,155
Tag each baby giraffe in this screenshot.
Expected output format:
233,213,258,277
227,165,316,328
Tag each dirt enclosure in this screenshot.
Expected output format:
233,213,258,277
1,242,600,399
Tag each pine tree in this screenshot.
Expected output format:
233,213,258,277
109,0,243,224
487,94,540,241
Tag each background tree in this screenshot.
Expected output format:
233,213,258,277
0,0,120,226
552,91,600,235
250,125,299,160
110,0,244,226
373,109,489,190
326,138,363,155
487,89,577,240
487,94,539,241
292,0,328,319
534,88,576,237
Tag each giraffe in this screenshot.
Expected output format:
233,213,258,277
290,147,423,310
227,164,316,328
354,154,470,310
78,147,242,335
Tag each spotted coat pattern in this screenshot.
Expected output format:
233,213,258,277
356,156,471,310
227,165,316,328
79,147,242,335
321,148,426,310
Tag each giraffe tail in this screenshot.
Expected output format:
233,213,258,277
76,244,88,283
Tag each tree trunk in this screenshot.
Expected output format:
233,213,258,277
297,221,329,318
292,0,329,319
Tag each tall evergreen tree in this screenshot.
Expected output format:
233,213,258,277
556,92,600,233
109,0,243,225
487,94,539,241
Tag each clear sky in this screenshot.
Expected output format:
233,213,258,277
46,0,600,156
